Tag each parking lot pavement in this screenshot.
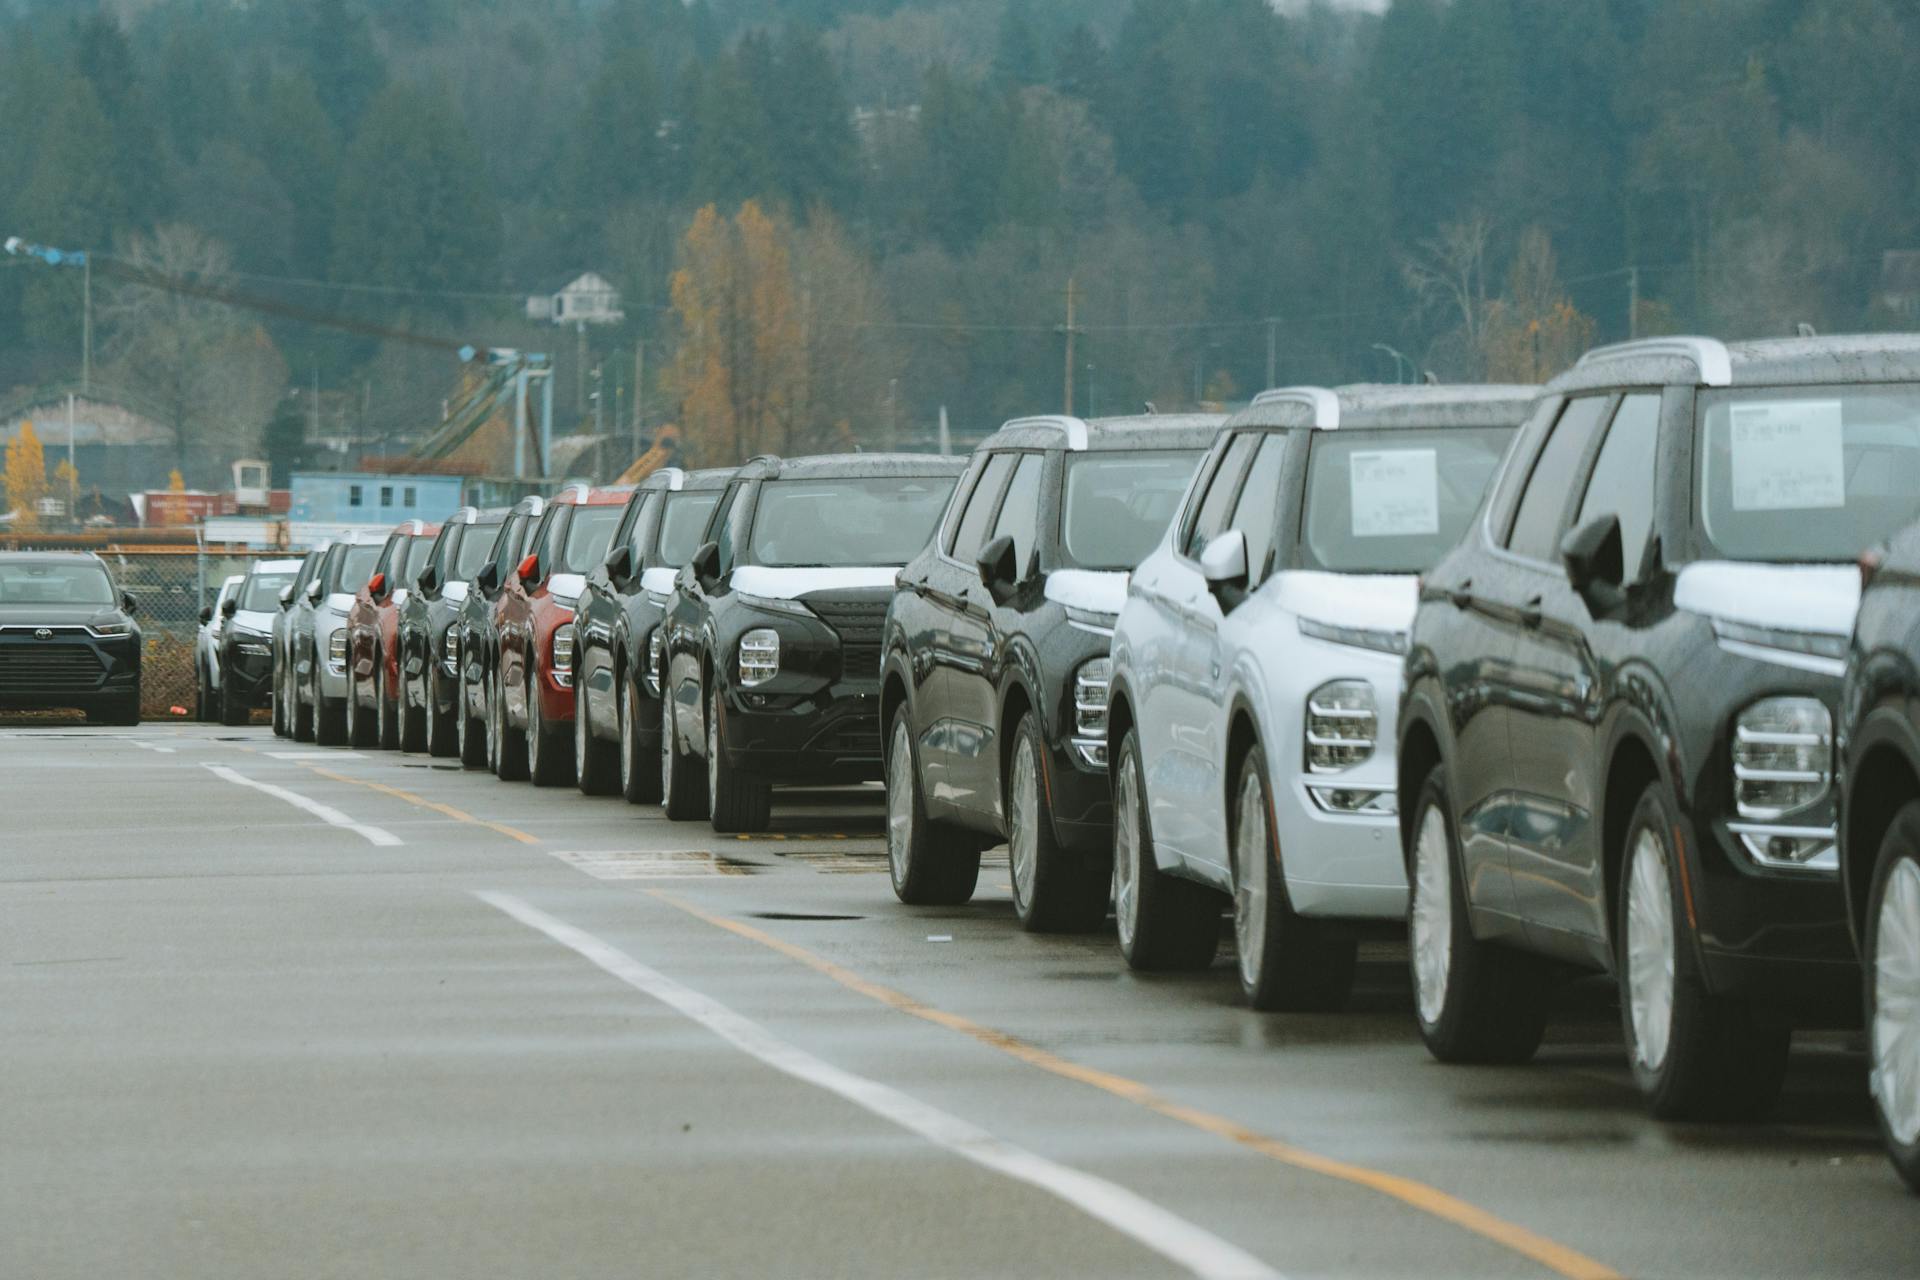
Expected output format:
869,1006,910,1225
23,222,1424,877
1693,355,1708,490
3,722,1912,1279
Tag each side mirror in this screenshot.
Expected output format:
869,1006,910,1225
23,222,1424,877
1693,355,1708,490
1560,513,1625,612
515,552,540,584
415,563,439,595
121,590,139,615
278,584,295,609
199,604,213,625
690,541,721,590
976,534,1019,606
1200,530,1250,612
604,544,634,582
368,572,387,599
221,596,238,618
305,578,323,603
475,561,500,595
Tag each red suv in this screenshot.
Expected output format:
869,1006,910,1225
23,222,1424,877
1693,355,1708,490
490,484,631,784
345,518,438,750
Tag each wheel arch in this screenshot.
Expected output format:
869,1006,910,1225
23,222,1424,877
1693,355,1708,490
1598,714,1673,951
1396,686,1446,863
1845,718,1920,942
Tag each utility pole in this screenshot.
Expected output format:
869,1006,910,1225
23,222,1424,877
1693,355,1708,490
633,339,645,463
1058,278,1080,416
1627,266,1641,340
576,321,588,419
81,256,92,394
1265,317,1278,390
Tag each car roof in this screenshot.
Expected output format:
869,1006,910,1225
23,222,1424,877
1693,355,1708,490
0,550,105,566
388,519,433,537
1548,333,1920,395
977,413,1225,453
640,466,735,493
221,574,245,587
511,494,547,517
733,452,971,482
331,528,390,546
549,482,633,506
1225,383,1538,431
251,559,303,574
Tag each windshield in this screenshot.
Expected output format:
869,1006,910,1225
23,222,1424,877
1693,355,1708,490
1061,450,1204,570
561,506,624,573
0,562,116,606
1300,427,1513,573
748,475,957,568
657,492,721,567
1697,385,1920,562
454,522,502,580
239,572,294,612
328,544,382,593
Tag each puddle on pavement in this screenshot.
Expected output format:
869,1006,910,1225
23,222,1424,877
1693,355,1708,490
749,911,865,922
548,849,757,880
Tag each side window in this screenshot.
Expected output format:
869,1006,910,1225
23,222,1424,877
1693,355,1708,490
713,483,751,573
939,457,989,555
1574,393,1661,579
1184,433,1259,558
372,534,401,581
533,507,568,563
1228,433,1289,585
620,493,655,564
951,453,1015,564
1506,396,1612,561
494,515,527,574
990,454,1045,574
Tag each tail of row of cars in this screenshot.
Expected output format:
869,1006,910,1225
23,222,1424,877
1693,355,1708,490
258,334,1920,1191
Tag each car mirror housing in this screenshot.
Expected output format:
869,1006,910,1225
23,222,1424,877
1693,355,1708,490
415,563,439,595
1561,513,1625,612
199,604,213,625
475,561,500,595
220,596,238,617
604,544,634,582
278,584,295,609
121,590,139,615
691,541,721,590
305,578,324,604
515,552,540,584
1200,530,1250,612
976,534,1020,606
368,571,387,599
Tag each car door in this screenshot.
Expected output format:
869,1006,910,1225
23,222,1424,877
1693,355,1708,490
960,450,1045,825
584,492,650,738
1504,392,1662,952
670,481,745,752
924,454,1014,809
1141,431,1260,863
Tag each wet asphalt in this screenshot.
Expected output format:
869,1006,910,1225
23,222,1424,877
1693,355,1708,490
1,721,1914,1279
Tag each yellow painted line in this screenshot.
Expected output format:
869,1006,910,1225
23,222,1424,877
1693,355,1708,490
648,890,1620,1280
303,765,541,844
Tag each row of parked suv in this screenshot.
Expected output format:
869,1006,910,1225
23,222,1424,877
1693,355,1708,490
253,333,1920,1191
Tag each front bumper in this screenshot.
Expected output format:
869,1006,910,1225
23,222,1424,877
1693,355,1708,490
223,643,275,706
715,679,884,783
0,629,139,710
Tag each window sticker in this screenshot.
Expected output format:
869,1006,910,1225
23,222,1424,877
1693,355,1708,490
1729,400,1845,511
1350,448,1439,538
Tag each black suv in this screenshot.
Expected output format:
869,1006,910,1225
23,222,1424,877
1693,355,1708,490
399,505,504,757
1399,335,1920,1121
660,453,967,832
0,551,141,724
1840,517,1920,1190
882,414,1218,921
452,494,544,767
573,466,730,801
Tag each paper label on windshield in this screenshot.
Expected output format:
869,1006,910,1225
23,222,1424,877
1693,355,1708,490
1729,400,1845,511
1350,449,1439,538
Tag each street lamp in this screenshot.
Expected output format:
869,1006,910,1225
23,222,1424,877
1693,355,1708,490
1370,343,1413,385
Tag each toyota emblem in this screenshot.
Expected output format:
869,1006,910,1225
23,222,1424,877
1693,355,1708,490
34,628,52,640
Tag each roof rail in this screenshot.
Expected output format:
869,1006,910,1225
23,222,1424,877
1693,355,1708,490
998,415,1090,450
742,453,783,469
1249,386,1340,429
449,505,478,524
1576,337,1732,388
655,466,686,492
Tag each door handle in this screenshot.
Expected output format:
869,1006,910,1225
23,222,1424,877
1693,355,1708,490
1518,595,1544,629
1446,578,1475,610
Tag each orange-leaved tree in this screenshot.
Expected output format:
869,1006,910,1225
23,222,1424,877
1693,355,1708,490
5,420,49,533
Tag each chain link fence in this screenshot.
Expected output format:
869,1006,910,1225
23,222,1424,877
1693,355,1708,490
102,549,291,719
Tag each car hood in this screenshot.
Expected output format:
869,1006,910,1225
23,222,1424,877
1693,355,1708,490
232,608,276,634
640,566,679,597
1271,570,1418,632
732,565,901,599
1674,560,1860,635
0,603,120,628
547,572,586,603
443,580,469,602
1044,569,1127,616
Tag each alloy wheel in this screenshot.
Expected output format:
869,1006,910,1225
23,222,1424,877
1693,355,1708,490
1410,801,1454,1028
887,718,914,888
1009,734,1041,914
1873,855,1920,1145
1625,829,1677,1074
1112,752,1142,952
1232,768,1268,992
618,677,633,795
706,688,720,803
660,688,674,804
575,682,589,784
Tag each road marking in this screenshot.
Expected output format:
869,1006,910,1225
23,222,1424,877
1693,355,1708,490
129,740,175,754
548,849,751,879
202,764,401,847
475,891,1280,1280
302,766,540,844
267,750,364,760
649,891,1620,1280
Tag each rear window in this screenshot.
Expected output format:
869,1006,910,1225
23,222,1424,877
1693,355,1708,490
747,476,957,568
1298,427,1514,573
1060,450,1203,570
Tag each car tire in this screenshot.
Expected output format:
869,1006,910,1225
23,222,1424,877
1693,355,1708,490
1007,713,1106,932
661,681,708,821
293,657,316,742
1231,744,1357,1012
886,708,980,906
376,658,400,750
1618,784,1790,1120
575,679,619,795
197,663,213,722
272,667,288,736
492,668,528,781
1112,727,1221,971
94,690,140,727
220,668,249,726
345,666,374,749
619,672,663,805
527,672,571,786
424,668,454,758
315,657,348,746
400,660,428,753
1866,802,1920,1192
456,651,486,767
1408,765,1552,1064
707,684,771,833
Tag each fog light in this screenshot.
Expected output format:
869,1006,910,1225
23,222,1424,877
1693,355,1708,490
1306,680,1376,773
1308,786,1397,816
739,628,779,687
442,629,459,675
327,630,347,672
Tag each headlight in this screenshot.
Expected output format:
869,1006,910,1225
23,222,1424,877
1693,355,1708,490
551,590,580,609
646,627,663,695
739,627,780,686
1306,679,1376,773
442,629,459,674
739,592,813,618
1298,616,1408,655
89,621,133,637
552,623,576,687
327,630,347,670
644,589,671,608
237,642,271,658
1730,696,1836,870
1713,618,1847,675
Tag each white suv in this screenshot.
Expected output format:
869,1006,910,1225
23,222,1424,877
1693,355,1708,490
1104,383,1530,1009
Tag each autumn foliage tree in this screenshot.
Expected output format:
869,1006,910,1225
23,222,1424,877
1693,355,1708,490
5,420,49,532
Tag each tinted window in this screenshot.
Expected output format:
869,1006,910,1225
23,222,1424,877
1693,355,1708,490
656,492,720,567
1507,397,1611,561
328,544,382,592
239,572,295,612
1301,427,1514,574
491,515,527,575
1697,384,1920,563
1228,436,1290,584
454,522,502,580
1575,394,1661,579
951,454,1015,563
0,561,114,605
1062,450,1204,571
530,507,566,566
991,454,1045,574
711,484,746,573
1184,433,1259,558
615,494,654,564
561,506,624,572
748,476,958,568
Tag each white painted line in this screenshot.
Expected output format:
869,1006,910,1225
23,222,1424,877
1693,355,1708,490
266,750,365,760
203,764,402,847
548,850,749,880
475,891,1280,1280
129,740,175,754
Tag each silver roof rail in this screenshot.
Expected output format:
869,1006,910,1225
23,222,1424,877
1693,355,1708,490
655,466,687,491
1249,386,1340,429
1576,337,1732,388
999,415,1090,451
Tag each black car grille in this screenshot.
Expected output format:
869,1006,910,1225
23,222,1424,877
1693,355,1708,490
0,643,103,692
808,596,888,682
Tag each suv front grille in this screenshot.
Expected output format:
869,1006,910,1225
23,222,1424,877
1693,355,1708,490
0,643,104,692
808,596,888,683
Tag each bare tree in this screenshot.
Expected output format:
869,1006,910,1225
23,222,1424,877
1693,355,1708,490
1401,214,1494,358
